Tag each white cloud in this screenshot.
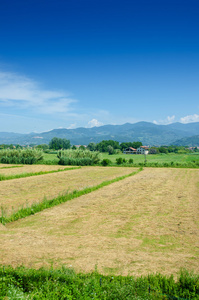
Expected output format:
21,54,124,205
0,71,76,114
86,119,103,128
167,115,175,123
153,115,175,125
180,114,199,123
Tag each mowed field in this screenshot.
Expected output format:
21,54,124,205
0,166,198,277
0,163,68,175
0,165,136,215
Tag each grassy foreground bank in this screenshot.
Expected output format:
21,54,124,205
0,265,198,299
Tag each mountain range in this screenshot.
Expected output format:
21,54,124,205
0,122,199,146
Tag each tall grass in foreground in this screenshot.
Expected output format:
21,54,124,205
0,168,142,225
0,166,80,182
0,266,198,299
0,149,43,164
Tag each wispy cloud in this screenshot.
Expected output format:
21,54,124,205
153,115,175,125
0,71,77,114
180,114,199,124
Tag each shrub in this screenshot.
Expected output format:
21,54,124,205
57,149,101,166
116,157,123,165
107,145,114,155
115,149,122,154
59,157,93,166
101,158,111,166
0,149,43,164
129,158,133,164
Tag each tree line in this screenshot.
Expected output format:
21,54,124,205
1,137,198,154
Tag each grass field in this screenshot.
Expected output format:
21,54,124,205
41,152,199,166
0,166,136,216
0,167,198,277
102,152,199,164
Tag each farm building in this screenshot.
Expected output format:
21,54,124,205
136,146,149,155
123,147,137,154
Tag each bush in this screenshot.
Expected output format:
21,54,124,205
101,158,111,166
116,157,123,165
57,149,101,166
0,149,43,164
129,158,134,164
59,157,93,166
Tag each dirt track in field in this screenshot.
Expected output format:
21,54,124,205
0,167,198,276
0,166,136,215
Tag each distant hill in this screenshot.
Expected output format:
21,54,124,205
172,135,199,147
0,121,199,146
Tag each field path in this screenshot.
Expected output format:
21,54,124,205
0,168,198,276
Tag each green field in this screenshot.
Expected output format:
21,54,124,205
42,152,199,166
102,152,199,163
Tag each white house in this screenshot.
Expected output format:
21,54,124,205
136,146,149,155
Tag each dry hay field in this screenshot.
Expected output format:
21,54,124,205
0,165,135,215
0,167,198,277
0,163,68,176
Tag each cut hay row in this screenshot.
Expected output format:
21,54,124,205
1,168,142,224
0,164,24,169
0,166,138,216
0,164,69,176
0,168,198,277
0,166,80,182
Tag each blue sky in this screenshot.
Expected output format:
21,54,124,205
0,0,199,133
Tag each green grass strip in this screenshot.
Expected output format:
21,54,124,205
0,165,24,170
0,265,198,300
0,166,81,182
0,167,143,225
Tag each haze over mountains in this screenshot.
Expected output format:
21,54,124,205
0,122,199,146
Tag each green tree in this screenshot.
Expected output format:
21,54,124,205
149,147,159,154
158,146,168,154
87,142,96,151
79,145,86,150
49,137,71,150
120,142,134,151
96,140,120,152
36,144,49,150
107,145,114,155
132,141,142,149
